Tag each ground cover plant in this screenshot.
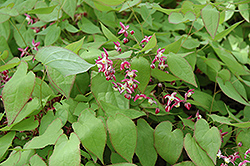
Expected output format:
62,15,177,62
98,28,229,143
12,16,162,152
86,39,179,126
1,0,250,165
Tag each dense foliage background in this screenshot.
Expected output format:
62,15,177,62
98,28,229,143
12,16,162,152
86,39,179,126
1,0,250,165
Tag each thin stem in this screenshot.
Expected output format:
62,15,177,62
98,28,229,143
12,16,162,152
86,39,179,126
9,18,28,47
129,7,144,38
177,21,195,52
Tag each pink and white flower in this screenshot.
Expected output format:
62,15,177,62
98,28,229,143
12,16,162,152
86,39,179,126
118,22,129,37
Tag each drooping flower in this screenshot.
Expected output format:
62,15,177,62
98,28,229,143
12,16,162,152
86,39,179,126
238,160,250,166
32,39,40,51
114,41,121,52
120,61,131,70
125,70,138,78
195,110,202,120
164,92,181,112
24,13,33,25
238,142,242,147
18,46,29,57
134,94,147,102
130,30,134,35
220,129,228,143
123,38,129,44
184,89,195,101
141,36,152,43
118,22,129,37
245,148,250,159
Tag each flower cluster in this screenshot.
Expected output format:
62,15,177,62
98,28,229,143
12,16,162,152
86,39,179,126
164,89,194,112
24,13,46,33
18,39,40,60
95,48,116,81
0,70,11,89
118,22,134,44
150,48,168,72
112,61,139,99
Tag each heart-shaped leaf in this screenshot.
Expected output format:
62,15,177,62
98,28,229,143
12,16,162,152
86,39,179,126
194,119,221,164
107,113,137,163
184,133,214,166
154,121,183,165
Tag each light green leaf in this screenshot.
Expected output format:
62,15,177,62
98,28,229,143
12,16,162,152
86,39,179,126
140,5,152,26
49,133,81,166
27,5,57,14
136,119,157,166
0,57,20,72
95,0,125,6
173,161,196,166
30,154,47,166
236,129,250,159
0,131,15,159
35,46,95,77
184,133,214,166
36,1,62,22
194,119,221,164
139,33,157,53
154,121,183,165
169,12,195,24
62,0,77,19
119,0,141,12
107,114,137,163
163,37,183,54
239,4,249,22
78,17,101,34
73,109,106,164
0,21,10,40
0,7,18,16
201,4,220,39
167,53,197,87
65,37,85,54
131,56,151,93
214,21,243,40
45,25,61,46
0,50,8,61
151,68,179,82
2,61,35,125
32,77,55,99
100,22,121,43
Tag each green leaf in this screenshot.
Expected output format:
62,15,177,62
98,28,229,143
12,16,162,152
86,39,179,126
35,46,95,77
30,154,47,166
49,133,81,166
239,4,249,22
110,51,133,59
0,7,18,16
0,131,15,159
184,133,214,166
0,57,20,72
214,21,243,40
62,0,77,19
0,36,13,65
168,12,195,24
27,5,57,14
154,121,183,165
78,17,101,34
24,119,63,149
107,114,137,163
2,61,35,125
91,72,129,109
136,119,157,166
47,67,75,98
119,0,141,12
173,161,196,166
139,33,157,53
236,129,250,159
36,1,62,22
167,53,197,87
45,24,61,46
95,0,125,6
1,117,39,131
201,4,220,39
151,68,179,82
194,119,221,164
54,102,69,126
140,5,152,26
0,50,9,61
0,21,10,40
100,22,121,43
131,56,150,93
100,100,145,119
217,77,250,106
72,109,106,164
152,5,181,15
32,77,55,99
163,37,183,54
65,37,85,54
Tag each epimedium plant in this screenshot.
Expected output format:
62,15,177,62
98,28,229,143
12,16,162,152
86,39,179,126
1,0,250,165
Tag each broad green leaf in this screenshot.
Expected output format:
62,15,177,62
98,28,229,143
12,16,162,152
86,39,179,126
24,119,63,149
131,56,150,93
0,7,18,16
15,0,37,14
201,4,220,39
35,46,95,77
100,100,145,119
0,35,13,65
100,22,121,43
217,77,250,106
111,152,127,164
70,72,90,98
0,21,10,40
47,67,75,98
214,21,243,40
73,109,106,164
0,14,10,23
231,75,247,100
78,17,101,34
14,26,35,48
2,61,35,125
152,5,181,15
0,131,15,159
0,50,8,61
95,0,125,6
0,57,20,72
91,72,129,109
32,77,55,99
136,119,157,166
236,129,250,159
154,121,183,165
173,161,196,166
119,0,141,12
139,33,157,53
107,114,137,163
140,5,152,26
194,119,221,164
209,114,250,128
151,68,179,82
65,37,85,54
239,4,249,22
49,133,81,166
163,37,183,54
169,12,195,24
45,25,61,46
27,5,57,14
62,0,77,19
30,154,47,166
54,102,69,126
167,53,197,87
39,110,56,135
108,164,137,166
110,51,133,59
36,1,62,22
184,133,214,166
0,117,39,131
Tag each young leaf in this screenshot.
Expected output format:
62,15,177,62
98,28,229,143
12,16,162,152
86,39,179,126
167,53,197,87
154,121,183,165
78,17,101,34
139,33,157,53
214,21,243,40
65,37,85,54
27,5,57,14
107,113,137,163
35,46,95,77
2,61,35,125
201,4,220,39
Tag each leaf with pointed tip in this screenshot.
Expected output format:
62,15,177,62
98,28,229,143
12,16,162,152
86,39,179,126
173,161,196,166
107,114,137,163
0,131,15,159
35,46,94,77
2,61,35,125
29,154,47,166
139,34,157,53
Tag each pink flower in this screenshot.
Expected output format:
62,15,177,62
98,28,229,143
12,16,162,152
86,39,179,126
195,110,202,120
239,160,250,166
158,59,168,70
118,22,129,37
155,108,160,114
124,93,132,99
141,36,152,43
125,70,138,78
152,48,166,64
245,148,250,159
117,82,133,94
130,30,134,35
164,92,181,112
220,129,228,143
123,38,129,44
184,89,194,101
134,94,147,102
18,46,29,57
120,61,131,70
32,39,40,51
238,142,242,147
24,13,33,25
114,41,121,52
184,102,191,110
147,98,157,105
